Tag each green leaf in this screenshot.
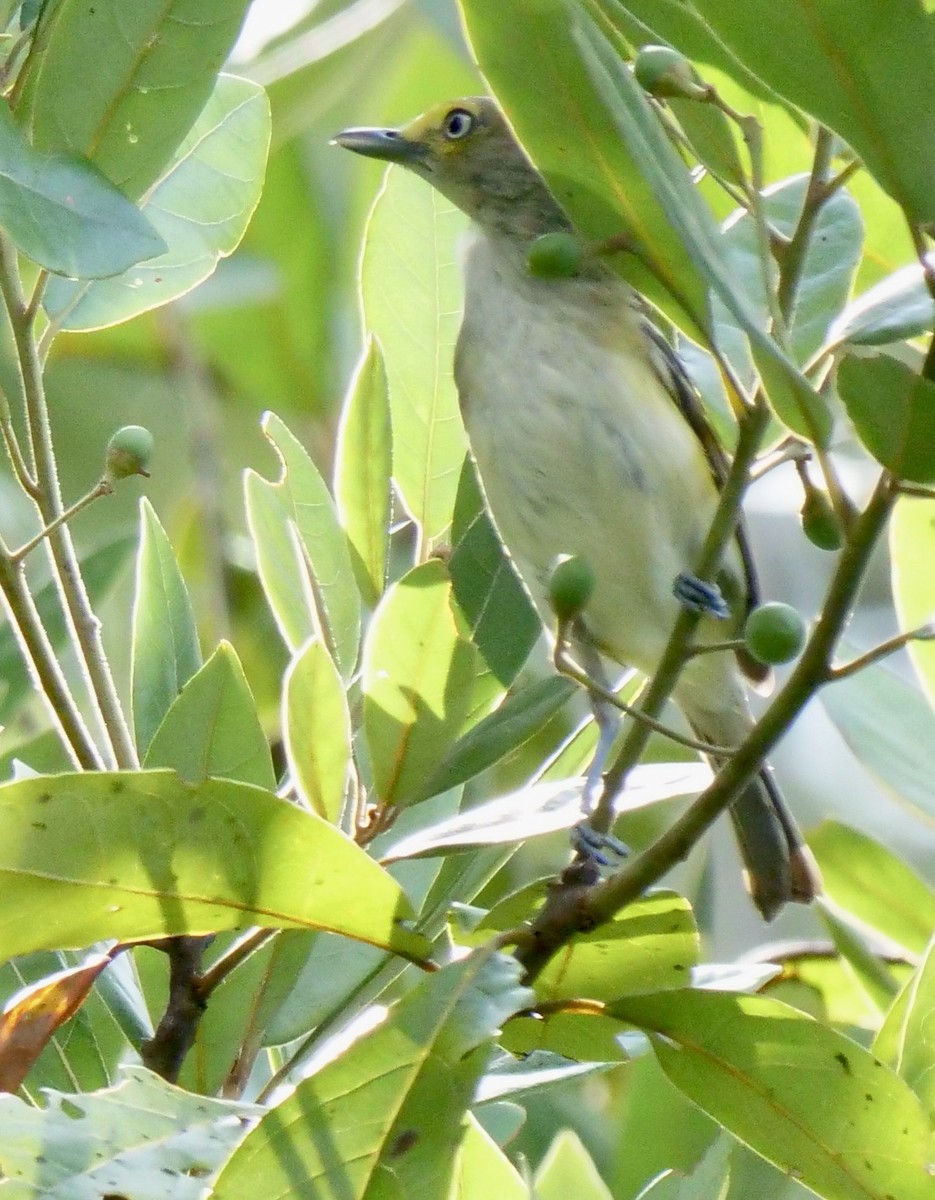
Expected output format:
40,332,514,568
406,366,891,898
449,457,539,686
43,74,271,330
15,0,252,198
459,0,828,442
334,336,392,607
360,164,468,545
667,95,746,188
283,638,351,822
454,1114,528,1200
245,412,360,678
874,932,935,1121
692,0,935,225
890,496,935,708
381,763,711,861
809,822,935,957
363,559,488,807
420,676,576,802
0,535,134,725
837,354,935,484
212,950,532,1200
0,770,428,961
821,656,935,824
523,891,699,1005
828,258,935,347
143,641,275,791
535,1129,613,1200
613,988,934,1200
131,499,202,757
0,1065,257,1199
0,104,164,278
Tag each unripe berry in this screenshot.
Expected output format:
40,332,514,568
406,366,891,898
634,45,707,100
744,602,807,666
104,425,153,481
526,232,584,279
548,554,597,622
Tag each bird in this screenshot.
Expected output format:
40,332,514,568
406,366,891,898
334,96,821,920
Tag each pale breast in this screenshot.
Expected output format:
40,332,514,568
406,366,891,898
454,229,738,675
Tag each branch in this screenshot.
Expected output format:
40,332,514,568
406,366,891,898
828,624,935,681
515,472,897,981
0,237,138,769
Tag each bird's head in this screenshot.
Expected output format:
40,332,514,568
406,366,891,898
333,97,567,236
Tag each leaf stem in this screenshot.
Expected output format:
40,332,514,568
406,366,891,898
10,480,112,565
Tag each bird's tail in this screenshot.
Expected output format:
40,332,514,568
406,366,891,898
727,766,822,921
678,669,822,920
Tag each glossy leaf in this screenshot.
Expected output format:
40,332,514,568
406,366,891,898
246,412,360,677
828,258,935,348
692,0,935,224
821,656,935,824
449,457,539,686
874,932,935,1121
503,891,698,1005
44,75,271,330
0,770,428,961
131,499,202,757
212,950,532,1200
381,763,712,860
454,1114,527,1200
613,988,934,1200
809,822,935,957
363,559,485,807
143,640,275,790
15,0,252,198
360,164,468,545
334,336,392,607
837,354,935,484
0,1065,256,1197
890,496,935,708
0,104,164,279
419,675,576,801
283,637,351,822
535,1129,613,1200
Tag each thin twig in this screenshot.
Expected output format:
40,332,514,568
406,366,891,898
828,625,935,681
0,549,102,768
11,480,112,564
554,640,733,756
0,236,138,769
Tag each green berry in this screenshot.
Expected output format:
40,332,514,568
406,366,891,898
526,232,584,279
800,490,843,551
743,603,807,666
105,425,154,481
548,554,596,622
633,45,706,100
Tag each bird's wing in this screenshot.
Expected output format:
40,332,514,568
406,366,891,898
641,321,770,687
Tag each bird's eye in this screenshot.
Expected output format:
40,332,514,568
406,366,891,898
443,108,474,140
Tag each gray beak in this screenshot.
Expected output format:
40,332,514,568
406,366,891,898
331,126,428,166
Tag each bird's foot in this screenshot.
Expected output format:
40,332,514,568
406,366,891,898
673,571,729,619
571,820,630,868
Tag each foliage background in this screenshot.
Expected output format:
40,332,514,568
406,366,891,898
0,1,934,1198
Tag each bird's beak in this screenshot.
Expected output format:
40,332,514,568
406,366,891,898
331,125,428,166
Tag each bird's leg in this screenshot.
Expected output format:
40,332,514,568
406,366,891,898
673,571,730,619
569,635,630,865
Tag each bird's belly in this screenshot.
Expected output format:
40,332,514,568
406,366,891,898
457,307,720,674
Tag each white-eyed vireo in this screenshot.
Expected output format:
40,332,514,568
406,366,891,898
336,97,820,919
